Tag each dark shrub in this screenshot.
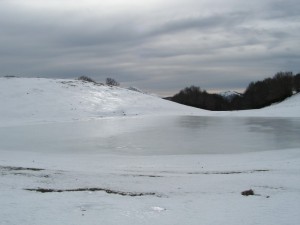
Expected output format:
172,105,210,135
78,76,96,83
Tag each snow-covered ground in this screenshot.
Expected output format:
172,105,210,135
0,77,299,225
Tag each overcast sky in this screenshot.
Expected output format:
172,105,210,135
1,0,299,96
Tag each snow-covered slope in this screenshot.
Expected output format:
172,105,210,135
0,77,206,126
214,93,300,117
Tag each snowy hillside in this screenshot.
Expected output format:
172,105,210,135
0,77,205,126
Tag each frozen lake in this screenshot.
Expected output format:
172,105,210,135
1,116,300,155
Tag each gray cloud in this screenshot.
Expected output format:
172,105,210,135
149,12,250,37
0,0,299,96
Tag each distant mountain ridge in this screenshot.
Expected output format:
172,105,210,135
218,91,242,101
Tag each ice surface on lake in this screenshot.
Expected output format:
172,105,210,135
1,116,299,155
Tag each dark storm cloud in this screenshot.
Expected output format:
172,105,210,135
0,0,299,96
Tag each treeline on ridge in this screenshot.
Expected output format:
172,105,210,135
169,72,300,111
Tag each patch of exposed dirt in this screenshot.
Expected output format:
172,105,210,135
25,187,158,197
121,174,163,178
188,169,269,175
0,166,44,171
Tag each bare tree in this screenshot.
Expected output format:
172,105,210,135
106,77,120,86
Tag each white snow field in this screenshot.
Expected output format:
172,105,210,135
0,77,300,225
